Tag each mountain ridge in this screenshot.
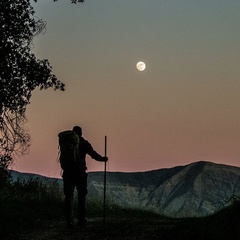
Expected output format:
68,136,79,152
10,161,240,218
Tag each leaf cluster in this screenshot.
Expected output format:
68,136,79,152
0,0,64,114
0,0,65,165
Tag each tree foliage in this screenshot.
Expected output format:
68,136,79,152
0,0,65,169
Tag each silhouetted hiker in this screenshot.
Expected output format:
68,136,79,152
58,126,108,228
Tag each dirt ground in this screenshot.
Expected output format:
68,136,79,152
16,218,179,240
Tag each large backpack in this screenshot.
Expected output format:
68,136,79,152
58,130,80,170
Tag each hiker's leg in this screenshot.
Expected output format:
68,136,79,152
76,172,88,224
63,172,75,226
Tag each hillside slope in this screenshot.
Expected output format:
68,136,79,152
11,161,240,218
88,161,240,217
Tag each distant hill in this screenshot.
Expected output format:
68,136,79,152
10,170,62,184
10,161,240,218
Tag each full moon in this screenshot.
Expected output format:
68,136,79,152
136,61,146,71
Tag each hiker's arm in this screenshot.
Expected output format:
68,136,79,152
87,142,108,162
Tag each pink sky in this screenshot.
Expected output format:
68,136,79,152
13,0,240,177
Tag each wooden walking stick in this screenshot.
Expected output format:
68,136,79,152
103,136,107,229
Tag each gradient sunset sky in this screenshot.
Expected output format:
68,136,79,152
13,0,240,177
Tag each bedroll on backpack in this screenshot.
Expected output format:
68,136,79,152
58,130,80,170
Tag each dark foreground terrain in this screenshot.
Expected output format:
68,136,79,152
11,218,178,240
2,210,240,240
1,175,240,240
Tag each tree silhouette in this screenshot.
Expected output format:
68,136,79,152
0,0,65,170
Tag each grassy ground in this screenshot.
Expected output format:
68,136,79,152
1,177,240,240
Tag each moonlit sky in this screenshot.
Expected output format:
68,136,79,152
13,0,240,177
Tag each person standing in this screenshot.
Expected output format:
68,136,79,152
60,126,108,228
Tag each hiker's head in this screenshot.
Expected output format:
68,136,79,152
73,126,82,137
